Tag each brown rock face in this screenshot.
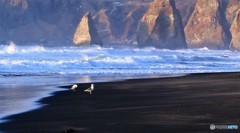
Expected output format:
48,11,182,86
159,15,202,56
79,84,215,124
226,0,240,24
107,1,150,44
184,0,231,49
73,13,102,46
93,9,113,44
175,0,198,26
230,9,240,50
137,0,186,49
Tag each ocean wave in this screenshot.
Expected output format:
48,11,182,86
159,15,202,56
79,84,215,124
0,44,240,76
0,42,45,54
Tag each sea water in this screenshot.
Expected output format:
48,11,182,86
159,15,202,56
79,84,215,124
1,43,240,123
0,43,239,76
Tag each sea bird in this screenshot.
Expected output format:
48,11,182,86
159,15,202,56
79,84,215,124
84,84,94,94
71,84,78,91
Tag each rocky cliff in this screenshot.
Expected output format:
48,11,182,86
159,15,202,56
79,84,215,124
93,9,113,44
175,0,198,26
137,0,186,49
0,0,85,44
230,9,240,50
184,0,231,49
0,0,240,50
226,0,240,24
73,12,102,46
0,0,151,45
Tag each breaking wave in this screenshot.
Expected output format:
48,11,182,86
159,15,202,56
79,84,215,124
0,42,45,54
0,44,240,76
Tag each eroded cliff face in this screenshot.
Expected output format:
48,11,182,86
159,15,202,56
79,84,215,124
184,0,231,49
106,1,149,44
73,13,102,46
0,0,240,50
0,0,85,44
0,0,28,29
137,0,186,49
175,0,198,26
226,0,240,24
230,9,240,50
0,0,151,45
93,9,113,44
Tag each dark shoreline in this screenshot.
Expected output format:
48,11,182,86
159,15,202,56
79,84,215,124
1,72,240,133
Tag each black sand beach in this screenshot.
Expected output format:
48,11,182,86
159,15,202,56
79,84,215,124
1,73,240,133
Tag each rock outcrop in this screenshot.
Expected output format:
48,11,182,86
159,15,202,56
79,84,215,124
73,12,102,46
137,0,186,49
230,9,240,50
175,0,198,26
93,9,113,44
107,1,149,44
1,0,240,50
184,0,231,49
226,0,240,24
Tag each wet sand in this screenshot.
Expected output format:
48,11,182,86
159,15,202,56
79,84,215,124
1,73,240,133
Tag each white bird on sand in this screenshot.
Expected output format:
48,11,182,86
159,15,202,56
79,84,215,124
84,84,94,94
71,84,78,91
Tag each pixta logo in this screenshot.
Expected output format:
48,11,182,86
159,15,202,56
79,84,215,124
210,124,238,130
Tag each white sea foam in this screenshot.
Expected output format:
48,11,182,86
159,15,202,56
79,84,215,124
4,42,17,54
22,45,46,53
0,43,46,55
196,47,208,51
0,44,240,76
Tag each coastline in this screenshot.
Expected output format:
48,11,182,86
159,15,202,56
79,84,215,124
0,74,181,124
1,72,240,132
